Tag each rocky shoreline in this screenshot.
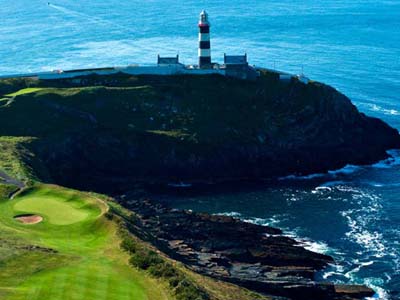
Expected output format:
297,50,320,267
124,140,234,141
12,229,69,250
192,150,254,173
118,195,375,300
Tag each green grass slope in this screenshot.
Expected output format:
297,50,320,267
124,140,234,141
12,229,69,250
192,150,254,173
0,184,172,300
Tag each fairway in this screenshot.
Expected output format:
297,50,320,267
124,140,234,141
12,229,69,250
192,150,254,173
5,88,43,97
0,184,171,300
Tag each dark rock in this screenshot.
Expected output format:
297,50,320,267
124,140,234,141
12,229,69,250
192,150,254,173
118,197,372,300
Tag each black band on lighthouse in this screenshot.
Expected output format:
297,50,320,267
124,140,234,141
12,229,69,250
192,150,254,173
199,26,210,34
199,41,210,49
199,57,211,65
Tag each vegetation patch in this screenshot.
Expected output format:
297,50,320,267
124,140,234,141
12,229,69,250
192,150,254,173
0,136,40,181
5,88,43,97
0,183,18,200
120,228,209,300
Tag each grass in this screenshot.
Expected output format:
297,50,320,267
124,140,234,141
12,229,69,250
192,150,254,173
5,88,43,97
0,184,172,300
0,183,18,199
0,136,37,181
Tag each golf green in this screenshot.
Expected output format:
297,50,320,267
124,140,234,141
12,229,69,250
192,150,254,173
13,187,97,225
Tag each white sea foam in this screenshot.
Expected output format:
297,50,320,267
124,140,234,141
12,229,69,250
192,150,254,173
283,230,333,255
339,187,388,259
279,150,400,184
217,212,242,218
369,103,400,116
300,239,332,254
322,263,346,280
372,149,400,169
364,278,390,300
278,172,326,180
279,164,362,182
312,181,347,193
167,182,192,188
242,216,283,227
224,214,333,255
328,164,362,176
344,261,374,279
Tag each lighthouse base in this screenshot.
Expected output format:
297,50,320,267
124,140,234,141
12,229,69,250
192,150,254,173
199,57,212,68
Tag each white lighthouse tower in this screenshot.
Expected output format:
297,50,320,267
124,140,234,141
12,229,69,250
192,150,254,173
198,10,211,68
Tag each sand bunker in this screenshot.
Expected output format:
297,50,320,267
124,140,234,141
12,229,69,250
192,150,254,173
14,214,43,224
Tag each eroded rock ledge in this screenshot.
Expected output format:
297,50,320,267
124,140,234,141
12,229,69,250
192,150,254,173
118,196,374,300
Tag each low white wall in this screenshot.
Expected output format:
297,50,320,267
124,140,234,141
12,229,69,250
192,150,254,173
38,65,226,80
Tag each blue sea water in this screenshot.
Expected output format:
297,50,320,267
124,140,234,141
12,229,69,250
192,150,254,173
1,0,400,298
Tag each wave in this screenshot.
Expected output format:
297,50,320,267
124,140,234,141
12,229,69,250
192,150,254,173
341,205,387,259
316,180,347,189
300,239,332,254
361,181,400,188
372,149,400,169
279,164,362,182
344,260,374,279
279,172,326,180
364,278,390,300
242,215,284,228
218,212,333,255
217,211,242,218
369,104,400,116
279,150,400,189
322,263,346,280
167,182,192,188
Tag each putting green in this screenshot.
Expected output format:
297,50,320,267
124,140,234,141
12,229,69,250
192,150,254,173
13,188,95,225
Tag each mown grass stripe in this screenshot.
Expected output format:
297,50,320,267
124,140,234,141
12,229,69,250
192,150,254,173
71,263,89,300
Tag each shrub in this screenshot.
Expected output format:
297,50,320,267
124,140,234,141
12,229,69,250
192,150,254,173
120,238,137,253
129,250,163,270
175,279,209,300
168,275,184,288
148,262,178,278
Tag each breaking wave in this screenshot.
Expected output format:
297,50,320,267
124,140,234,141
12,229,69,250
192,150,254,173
279,149,400,185
369,104,400,117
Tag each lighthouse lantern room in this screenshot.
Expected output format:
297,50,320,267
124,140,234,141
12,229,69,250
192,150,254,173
198,10,211,68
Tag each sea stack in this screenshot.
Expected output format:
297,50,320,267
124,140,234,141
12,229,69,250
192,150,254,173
198,10,211,68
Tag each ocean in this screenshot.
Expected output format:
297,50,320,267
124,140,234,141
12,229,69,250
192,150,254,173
1,0,399,298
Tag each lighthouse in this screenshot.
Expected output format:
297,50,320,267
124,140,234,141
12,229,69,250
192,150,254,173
198,10,211,68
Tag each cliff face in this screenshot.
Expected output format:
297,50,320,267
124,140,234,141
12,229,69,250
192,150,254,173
0,71,399,192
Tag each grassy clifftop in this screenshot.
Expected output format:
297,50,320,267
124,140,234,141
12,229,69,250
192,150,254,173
0,71,399,192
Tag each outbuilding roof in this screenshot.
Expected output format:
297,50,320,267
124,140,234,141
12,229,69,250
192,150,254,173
224,54,248,65
157,55,180,65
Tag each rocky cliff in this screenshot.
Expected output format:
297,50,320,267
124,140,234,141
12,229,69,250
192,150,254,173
0,71,398,192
